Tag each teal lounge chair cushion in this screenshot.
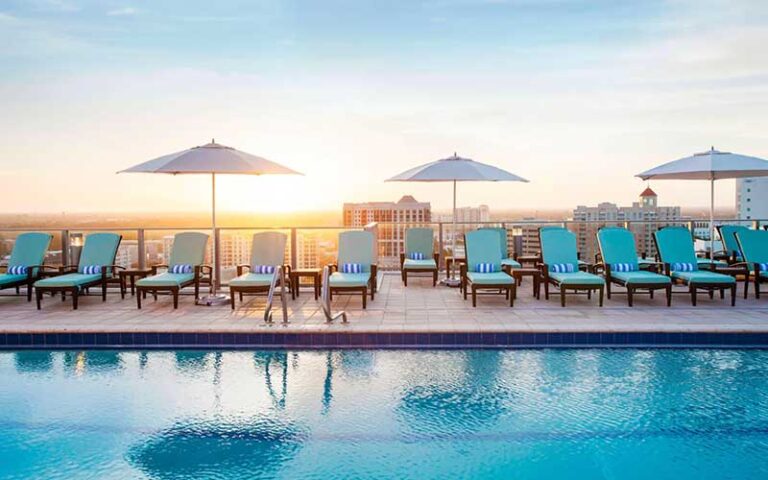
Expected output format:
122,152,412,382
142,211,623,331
136,273,195,287
405,228,434,258
465,230,503,273
35,273,102,288
168,232,209,270
696,258,728,269
249,232,286,270
77,233,121,274
229,273,274,287
540,228,579,272
671,270,736,284
654,227,699,269
735,230,768,266
597,227,639,267
719,225,749,259
501,258,522,268
328,272,370,287
466,271,514,285
337,231,374,273
8,232,52,276
611,270,671,285
549,271,605,285
0,274,27,286
478,227,510,260
403,258,437,270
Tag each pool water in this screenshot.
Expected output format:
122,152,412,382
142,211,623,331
1,349,768,479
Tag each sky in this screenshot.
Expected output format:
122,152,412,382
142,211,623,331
1,0,768,214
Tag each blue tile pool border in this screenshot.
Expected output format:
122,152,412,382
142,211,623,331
1,331,768,349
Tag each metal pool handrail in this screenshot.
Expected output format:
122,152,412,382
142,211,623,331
320,266,347,323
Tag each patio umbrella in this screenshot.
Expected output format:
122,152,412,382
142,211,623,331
119,140,303,305
387,153,529,285
636,147,768,257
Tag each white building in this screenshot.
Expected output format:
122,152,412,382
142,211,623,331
736,177,768,224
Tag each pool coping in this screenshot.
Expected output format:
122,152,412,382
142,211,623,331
2,331,768,349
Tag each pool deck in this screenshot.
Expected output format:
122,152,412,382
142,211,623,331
1,273,767,348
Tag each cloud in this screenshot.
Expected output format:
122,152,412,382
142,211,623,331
30,0,79,12
107,7,138,17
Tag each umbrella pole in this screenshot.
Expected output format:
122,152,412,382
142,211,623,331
452,179,457,278
212,172,217,294
709,175,715,260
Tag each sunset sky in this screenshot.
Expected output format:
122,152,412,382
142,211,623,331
1,0,767,214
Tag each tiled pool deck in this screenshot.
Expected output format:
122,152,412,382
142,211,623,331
1,273,767,348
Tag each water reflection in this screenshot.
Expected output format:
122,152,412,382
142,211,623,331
127,416,306,480
174,352,211,373
14,351,53,373
63,351,122,375
254,352,289,410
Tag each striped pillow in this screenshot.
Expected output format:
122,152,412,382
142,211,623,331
475,263,496,273
170,264,193,274
253,265,276,274
671,262,696,272
7,265,28,275
341,263,362,274
409,252,425,260
81,265,102,275
759,263,768,272
550,263,575,273
611,263,638,272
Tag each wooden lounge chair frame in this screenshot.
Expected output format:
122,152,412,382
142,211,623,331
136,264,212,309
35,261,125,311
734,232,768,299
327,263,377,309
538,228,603,307
400,253,439,287
459,263,515,307
602,263,671,307
229,263,294,309
1,264,59,301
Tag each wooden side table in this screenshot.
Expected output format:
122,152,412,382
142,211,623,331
290,268,321,300
504,266,541,299
445,256,466,280
120,269,152,299
515,255,541,268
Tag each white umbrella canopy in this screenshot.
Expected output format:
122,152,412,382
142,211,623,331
636,147,768,257
387,153,529,285
119,140,303,304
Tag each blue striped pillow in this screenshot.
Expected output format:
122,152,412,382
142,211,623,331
759,263,768,272
81,265,102,275
254,265,276,274
341,263,362,274
671,262,696,272
409,252,425,260
550,263,575,273
475,263,496,273
170,264,193,274
611,263,638,272
7,265,28,275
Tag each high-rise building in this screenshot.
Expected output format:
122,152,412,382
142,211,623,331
736,177,768,224
572,188,682,262
296,232,320,269
343,195,432,268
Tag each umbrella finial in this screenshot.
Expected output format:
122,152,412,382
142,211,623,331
212,138,216,144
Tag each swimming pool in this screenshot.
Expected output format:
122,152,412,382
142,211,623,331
1,349,767,479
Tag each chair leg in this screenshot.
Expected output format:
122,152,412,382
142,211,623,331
403,270,407,287
719,288,724,299
230,288,236,310
362,288,367,309
690,284,697,306
27,282,33,302
599,286,604,307
102,281,107,302
509,286,514,307
137,288,142,309
744,275,749,299
36,289,42,310
173,288,179,309
72,289,79,310
755,278,760,299
649,289,654,299
666,285,672,307
627,286,633,307
545,281,550,300
731,285,736,307
606,281,611,299
472,286,477,307
194,280,200,300
463,282,468,300
433,270,437,287
560,288,566,307
587,290,591,300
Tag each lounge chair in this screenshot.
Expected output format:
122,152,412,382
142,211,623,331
327,231,377,309
460,229,515,307
0,232,54,301
597,227,671,306
715,225,750,264
229,232,293,309
540,227,604,307
478,227,522,270
536,226,590,270
735,229,768,299
34,233,122,310
400,227,438,286
653,226,736,306
135,232,211,309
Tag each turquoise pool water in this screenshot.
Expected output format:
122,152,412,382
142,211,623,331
1,349,767,479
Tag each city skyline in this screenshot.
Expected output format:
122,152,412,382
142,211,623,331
2,1,768,213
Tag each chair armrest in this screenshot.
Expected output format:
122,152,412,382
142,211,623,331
283,264,292,277
327,263,338,273
151,264,168,275
371,264,378,290
399,253,405,268
236,264,250,276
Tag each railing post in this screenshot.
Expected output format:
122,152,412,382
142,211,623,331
290,228,298,270
61,230,69,267
214,227,221,289
137,229,146,270
363,222,379,266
